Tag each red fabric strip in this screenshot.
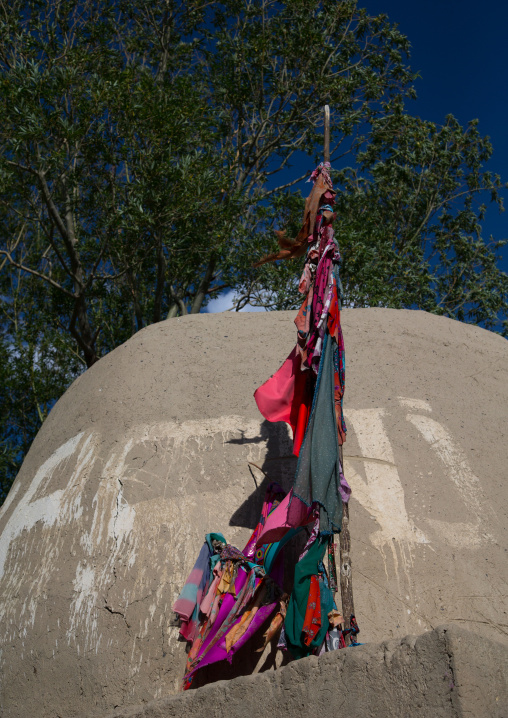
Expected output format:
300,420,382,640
302,575,321,646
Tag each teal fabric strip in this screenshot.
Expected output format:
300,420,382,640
293,332,343,534
284,537,334,658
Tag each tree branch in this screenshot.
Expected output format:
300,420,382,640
0,250,75,297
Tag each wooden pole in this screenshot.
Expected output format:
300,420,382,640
323,104,355,642
323,105,330,164
339,446,355,644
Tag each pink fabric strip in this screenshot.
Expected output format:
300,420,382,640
254,491,313,548
254,348,298,425
179,618,197,641
173,598,194,622
199,572,221,617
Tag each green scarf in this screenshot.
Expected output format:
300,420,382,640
293,333,343,535
284,537,334,658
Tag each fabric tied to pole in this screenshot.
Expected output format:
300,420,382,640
293,333,347,534
302,575,321,645
173,532,226,641
284,537,334,658
254,349,313,456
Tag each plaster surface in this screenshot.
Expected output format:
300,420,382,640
107,625,508,718
0,309,507,717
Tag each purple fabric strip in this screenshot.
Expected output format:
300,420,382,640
191,567,248,661
339,470,351,503
189,601,276,674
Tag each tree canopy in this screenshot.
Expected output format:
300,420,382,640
1,0,506,501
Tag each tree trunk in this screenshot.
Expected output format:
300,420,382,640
65,193,98,366
153,233,166,323
68,295,99,367
36,165,100,367
167,303,179,319
126,271,144,332
190,255,216,314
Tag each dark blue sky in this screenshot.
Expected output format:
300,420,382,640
361,0,508,270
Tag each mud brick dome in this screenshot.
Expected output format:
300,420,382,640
0,308,507,718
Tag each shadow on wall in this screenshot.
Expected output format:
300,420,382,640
228,419,298,529
189,420,303,690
